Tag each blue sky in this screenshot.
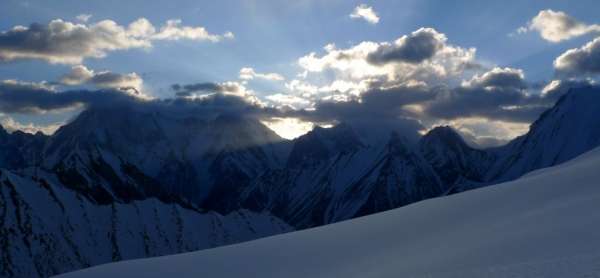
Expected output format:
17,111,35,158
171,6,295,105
0,0,599,143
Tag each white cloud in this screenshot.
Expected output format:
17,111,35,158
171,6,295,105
297,28,477,87
350,4,380,24
76,14,92,23
151,19,231,42
517,10,600,42
0,18,233,64
285,79,319,97
554,37,600,75
239,67,285,81
265,93,311,109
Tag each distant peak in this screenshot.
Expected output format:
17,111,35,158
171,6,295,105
423,126,463,142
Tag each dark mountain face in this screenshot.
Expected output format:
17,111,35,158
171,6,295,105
419,126,496,187
39,105,288,209
347,132,444,218
286,123,364,168
241,127,445,228
0,126,47,169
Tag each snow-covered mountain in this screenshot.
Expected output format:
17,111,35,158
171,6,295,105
242,124,443,228
57,146,600,278
486,87,600,182
0,105,294,278
0,167,291,278
419,126,495,188
2,86,600,277
42,105,288,208
239,85,600,230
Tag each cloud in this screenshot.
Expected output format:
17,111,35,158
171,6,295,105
150,19,234,42
350,4,380,24
0,78,284,136
461,67,526,89
285,79,319,97
297,28,477,85
286,81,437,142
172,81,243,96
171,81,263,106
265,93,311,109
424,68,549,123
60,65,144,92
0,79,145,114
554,37,600,75
239,67,284,81
438,118,531,148
286,29,600,143
541,78,596,98
76,14,92,23
0,18,233,64
518,10,600,42
367,28,447,64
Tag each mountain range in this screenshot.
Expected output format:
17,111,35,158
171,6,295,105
1,86,599,277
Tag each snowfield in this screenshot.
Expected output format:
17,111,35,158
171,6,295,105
57,147,600,278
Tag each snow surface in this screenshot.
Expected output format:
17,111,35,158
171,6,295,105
57,147,600,278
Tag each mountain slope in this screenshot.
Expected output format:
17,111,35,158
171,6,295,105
58,146,600,278
42,105,288,208
0,168,291,278
0,126,46,170
419,126,495,187
487,87,600,182
242,125,443,228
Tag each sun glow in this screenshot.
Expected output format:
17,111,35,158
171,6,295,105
262,117,314,140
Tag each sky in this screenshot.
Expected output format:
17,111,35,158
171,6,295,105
0,0,599,146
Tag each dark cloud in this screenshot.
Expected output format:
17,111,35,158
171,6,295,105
367,28,446,64
60,65,143,91
0,80,277,126
424,68,555,123
171,82,226,97
0,18,231,64
0,80,141,113
464,67,527,89
554,37,600,75
287,83,440,142
0,20,148,64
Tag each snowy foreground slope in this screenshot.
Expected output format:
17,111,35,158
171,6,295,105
58,146,600,278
